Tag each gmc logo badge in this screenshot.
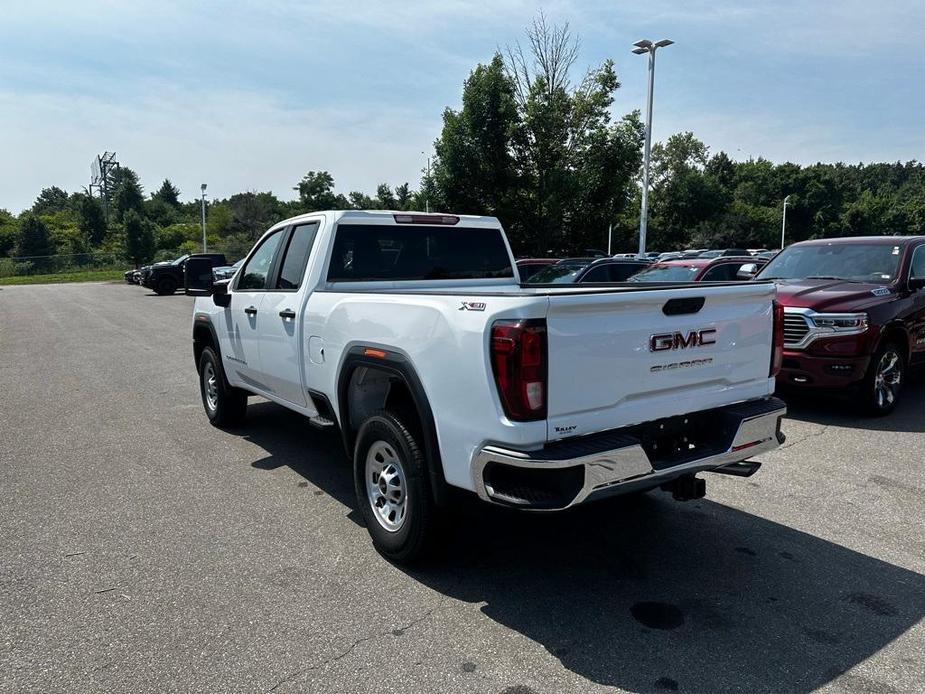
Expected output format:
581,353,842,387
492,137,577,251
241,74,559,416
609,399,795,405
650,328,717,352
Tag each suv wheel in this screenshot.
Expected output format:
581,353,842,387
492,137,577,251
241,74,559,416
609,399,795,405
353,410,440,563
198,346,247,427
863,342,905,416
155,276,178,295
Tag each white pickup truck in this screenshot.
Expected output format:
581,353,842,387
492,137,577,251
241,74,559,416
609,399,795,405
186,210,786,562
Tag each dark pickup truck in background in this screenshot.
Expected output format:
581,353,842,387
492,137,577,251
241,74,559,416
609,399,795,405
143,253,226,295
756,236,925,414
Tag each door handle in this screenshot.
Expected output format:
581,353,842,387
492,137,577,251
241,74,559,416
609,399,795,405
244,306,258,316
279,308,296,320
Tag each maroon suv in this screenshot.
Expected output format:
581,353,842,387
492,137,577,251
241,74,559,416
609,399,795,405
755,236,925,414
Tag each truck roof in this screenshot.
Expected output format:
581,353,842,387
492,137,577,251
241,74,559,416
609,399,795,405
271,209,502,230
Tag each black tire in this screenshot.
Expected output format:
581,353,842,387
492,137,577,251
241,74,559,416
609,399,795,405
862,341,905,416
353,410,441,563
155,276,178,295
198,346,247,427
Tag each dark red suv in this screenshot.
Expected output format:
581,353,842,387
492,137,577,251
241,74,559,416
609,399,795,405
756,236,925,414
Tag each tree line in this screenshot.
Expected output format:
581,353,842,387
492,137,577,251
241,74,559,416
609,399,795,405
3,15,924,273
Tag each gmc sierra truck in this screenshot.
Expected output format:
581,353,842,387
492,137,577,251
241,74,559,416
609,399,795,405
186,210,786,562
756,235,925,414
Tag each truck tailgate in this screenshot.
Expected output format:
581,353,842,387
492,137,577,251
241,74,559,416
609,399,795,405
545,283,776,441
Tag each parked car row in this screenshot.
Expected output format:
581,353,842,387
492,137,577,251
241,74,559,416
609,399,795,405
517,255,766,285
123,253,230,295
518,235,925,414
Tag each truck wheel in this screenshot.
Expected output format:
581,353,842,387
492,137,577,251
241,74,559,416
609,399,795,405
198,346,247,427
863,342,905,416
354,410,439,563
155,276,178,295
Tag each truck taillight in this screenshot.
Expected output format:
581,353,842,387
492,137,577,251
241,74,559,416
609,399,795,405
770,300,784,377
491,319,547,421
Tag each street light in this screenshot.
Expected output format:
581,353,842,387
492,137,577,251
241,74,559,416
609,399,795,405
200,184,208,253
781,194,791,250
633,38,673,258
421,151,431,213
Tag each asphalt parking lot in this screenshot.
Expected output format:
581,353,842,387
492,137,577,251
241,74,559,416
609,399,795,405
1,282,923,694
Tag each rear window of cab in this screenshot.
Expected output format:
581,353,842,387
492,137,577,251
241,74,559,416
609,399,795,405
327,224,514,281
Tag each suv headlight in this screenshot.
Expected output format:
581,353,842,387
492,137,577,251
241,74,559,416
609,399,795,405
810,312,869,332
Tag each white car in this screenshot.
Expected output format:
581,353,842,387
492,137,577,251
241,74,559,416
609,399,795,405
187,210,786,562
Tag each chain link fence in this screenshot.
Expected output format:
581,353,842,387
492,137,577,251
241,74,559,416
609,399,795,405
0,252,127,278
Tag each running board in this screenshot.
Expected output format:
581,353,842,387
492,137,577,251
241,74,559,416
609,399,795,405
309,415,336,429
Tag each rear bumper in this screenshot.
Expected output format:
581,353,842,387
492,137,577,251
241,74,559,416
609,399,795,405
778,350,870,388
473,397,786,510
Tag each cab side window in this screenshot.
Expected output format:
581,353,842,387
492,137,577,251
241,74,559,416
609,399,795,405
237,229,284,290
610,262,647,281
910,246,925,279
701,263,738,281
276,222,319,290
580,265,612,283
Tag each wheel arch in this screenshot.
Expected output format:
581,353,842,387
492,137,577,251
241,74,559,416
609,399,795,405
876,321,910,362
192,314,220,366
337,346,449,506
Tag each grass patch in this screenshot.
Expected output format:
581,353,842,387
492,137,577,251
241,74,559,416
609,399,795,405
0,270,126,286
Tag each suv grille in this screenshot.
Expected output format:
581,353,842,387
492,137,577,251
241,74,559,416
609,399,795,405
783,313,810,346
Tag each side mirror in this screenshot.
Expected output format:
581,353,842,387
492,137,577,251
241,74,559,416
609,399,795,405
736,263,758,280
212,279,231,307
184,257,214,295
909,277,925,291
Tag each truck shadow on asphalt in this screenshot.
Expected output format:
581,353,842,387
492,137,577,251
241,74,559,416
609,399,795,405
241,402,925,694
780,374,925,434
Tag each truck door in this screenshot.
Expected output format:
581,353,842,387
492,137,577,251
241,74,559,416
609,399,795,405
256,220,321,408
222,227,286,391
909,244,925,365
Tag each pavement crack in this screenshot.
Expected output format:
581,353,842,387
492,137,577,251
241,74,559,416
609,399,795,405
265,603,441,693
776,424,829,452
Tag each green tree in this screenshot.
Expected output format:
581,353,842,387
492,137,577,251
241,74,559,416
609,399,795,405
15,215,55,271
0,209,18,257
152,179,181,208
294,171,338,211
431,16,643,255
433,53,519,224
375,183,397,209
32,186,69,215
646,133,730,249
124,209,155,267
16,215,55,258
113,169,145,220
507,16,646,254
394,183,414,210
78,195,108,246
144,198,178,227
347,191,376,209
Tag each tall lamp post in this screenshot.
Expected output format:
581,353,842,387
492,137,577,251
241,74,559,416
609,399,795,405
200,184,208,253
781,194,791,250
632,38,673,258
421,151,431,213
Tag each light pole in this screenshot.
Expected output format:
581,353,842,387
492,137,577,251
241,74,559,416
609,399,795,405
781,194,791,250
632,38,673,258
200,184,208,253
421,151,431,213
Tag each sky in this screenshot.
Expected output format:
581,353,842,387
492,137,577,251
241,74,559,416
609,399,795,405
1,0,923,213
